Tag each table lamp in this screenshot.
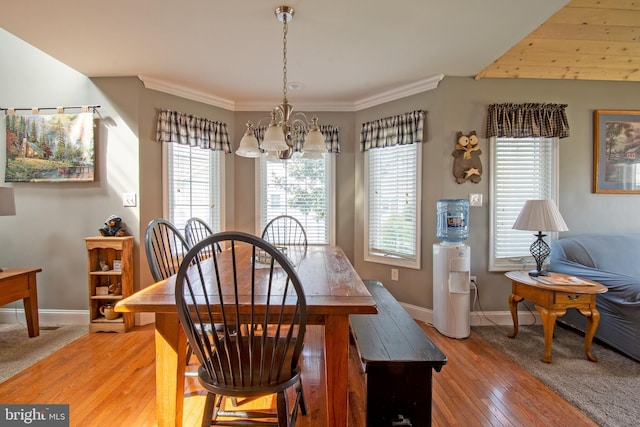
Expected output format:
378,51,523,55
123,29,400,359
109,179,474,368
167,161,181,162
0,187,16,272
512,199,568,277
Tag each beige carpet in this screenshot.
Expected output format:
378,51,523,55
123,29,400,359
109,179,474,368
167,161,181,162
473,324,640,427
0,322,87,383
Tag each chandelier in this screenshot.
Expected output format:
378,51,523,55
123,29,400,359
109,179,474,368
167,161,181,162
235,6,326,160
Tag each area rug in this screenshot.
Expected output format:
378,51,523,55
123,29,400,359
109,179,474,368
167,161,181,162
0,322,87,383
473,324,640,427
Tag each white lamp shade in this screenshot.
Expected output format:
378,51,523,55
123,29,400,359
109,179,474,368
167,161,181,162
236,132,262,158
512,199,568,232
303,128,326,153
261,124,289,151
0,187,16,216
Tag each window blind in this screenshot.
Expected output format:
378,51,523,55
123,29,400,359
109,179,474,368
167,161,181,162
167,143,222,233
366,143,420,264
491,137,557,267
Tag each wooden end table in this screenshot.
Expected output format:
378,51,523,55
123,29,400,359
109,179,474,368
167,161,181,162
0,268,42,337
505,270,607,363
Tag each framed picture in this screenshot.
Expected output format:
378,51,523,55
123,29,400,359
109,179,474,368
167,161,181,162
593,110,640,194
4,112,94,182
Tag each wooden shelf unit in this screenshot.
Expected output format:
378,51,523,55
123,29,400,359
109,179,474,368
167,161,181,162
85,236,134,333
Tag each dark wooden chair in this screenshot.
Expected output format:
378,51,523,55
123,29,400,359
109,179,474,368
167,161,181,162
144,218,191,282
175,231,307,426
183,217,224,364
145,218,202,373
261,215,308,247
184,217,222,256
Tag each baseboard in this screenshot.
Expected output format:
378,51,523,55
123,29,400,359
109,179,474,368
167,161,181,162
0,305,539,328
0,308,88,325
399,302,541,327
0,308,155,326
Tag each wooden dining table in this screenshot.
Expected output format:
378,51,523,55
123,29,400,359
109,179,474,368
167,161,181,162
116,244,377,427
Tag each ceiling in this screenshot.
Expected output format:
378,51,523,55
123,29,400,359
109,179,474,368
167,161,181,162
2,1,635,112
477,0,640,82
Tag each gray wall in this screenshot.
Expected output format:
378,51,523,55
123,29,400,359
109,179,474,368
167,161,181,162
355,77,640,311
2,28,640,318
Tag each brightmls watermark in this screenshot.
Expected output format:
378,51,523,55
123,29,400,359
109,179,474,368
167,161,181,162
0,405,69,426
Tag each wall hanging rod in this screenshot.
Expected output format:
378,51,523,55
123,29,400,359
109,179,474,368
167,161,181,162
0,105,100,113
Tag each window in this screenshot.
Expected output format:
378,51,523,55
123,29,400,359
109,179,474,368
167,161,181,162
364,143,421,269
164,143,223,233
489,137,559,271
258,155,334,244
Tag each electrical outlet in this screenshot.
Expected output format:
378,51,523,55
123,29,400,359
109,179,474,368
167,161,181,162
391,269,399,281
470,275,477,284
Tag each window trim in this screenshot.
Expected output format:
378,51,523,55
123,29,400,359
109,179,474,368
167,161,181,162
255,154,336,245
363,143,422,269
488,136,560,271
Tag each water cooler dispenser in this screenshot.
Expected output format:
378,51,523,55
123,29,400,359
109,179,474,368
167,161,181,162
433,199,471,339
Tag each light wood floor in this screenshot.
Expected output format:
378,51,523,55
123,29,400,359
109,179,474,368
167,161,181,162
0,322,596,426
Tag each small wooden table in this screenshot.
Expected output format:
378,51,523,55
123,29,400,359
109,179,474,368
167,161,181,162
505,270,607,363
0,268,42,337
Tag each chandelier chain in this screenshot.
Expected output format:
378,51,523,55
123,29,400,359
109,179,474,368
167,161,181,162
282,14,288,101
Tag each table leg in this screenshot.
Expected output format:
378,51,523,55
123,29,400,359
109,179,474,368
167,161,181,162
324,314,350,427
23,273,40,337
507,293,523,338
578,306,601,362
538,306,565,363
155,313,187,427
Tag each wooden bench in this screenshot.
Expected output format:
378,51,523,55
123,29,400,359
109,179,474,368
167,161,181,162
350,279,447,427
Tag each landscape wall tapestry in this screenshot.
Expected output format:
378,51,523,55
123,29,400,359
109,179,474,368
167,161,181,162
5,112,94,182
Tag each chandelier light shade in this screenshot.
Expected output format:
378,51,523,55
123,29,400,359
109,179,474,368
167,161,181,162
235,5,326,160
0,187,16,216
261,111,290,152
303,117,326,153
512,199,568,277
235,122,262,158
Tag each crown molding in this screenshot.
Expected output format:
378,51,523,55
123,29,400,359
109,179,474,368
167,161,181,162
353,74,444,110
139,75,236,111
139,73,444,112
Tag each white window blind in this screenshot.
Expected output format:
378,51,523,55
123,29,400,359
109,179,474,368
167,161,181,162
166,143,222,233
259,155,333,244
490,137,558,270
365,143,421,268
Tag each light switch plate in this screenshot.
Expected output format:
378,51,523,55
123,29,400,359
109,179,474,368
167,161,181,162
469,193,483,207
122,193,137,207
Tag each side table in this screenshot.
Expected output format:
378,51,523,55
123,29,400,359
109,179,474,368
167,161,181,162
505,270,607,363
0,268,42,337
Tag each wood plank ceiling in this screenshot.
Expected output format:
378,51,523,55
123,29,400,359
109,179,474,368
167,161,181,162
475,0,640,82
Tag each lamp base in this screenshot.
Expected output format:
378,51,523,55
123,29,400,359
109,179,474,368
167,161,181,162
528,269,550,277
528,231,551,278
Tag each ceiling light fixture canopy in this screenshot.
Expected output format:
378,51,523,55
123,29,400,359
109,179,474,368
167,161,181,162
235,5,326,160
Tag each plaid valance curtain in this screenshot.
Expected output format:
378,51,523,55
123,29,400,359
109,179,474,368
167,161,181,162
485,103,570,139
360,110,426,151
156,109,232,153
253,124,341,154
